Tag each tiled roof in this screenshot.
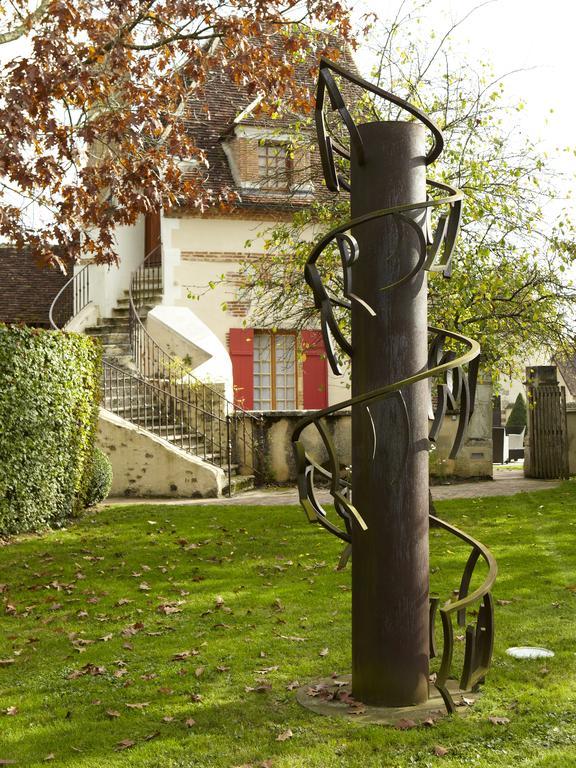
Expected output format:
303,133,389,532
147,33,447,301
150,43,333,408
179,36,358,215
556,355,576,401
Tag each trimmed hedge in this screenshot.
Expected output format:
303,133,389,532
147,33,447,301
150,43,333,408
0,324,101,534
85,447,113,507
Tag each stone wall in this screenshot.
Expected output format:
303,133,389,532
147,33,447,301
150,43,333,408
257,378,494,484
97,409,224,498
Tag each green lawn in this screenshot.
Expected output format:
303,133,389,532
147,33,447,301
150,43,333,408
1,483,576,767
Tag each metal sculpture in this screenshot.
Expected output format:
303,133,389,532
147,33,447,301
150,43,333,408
293,58,497,712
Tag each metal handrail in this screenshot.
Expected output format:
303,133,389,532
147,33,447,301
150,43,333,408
49,263,91,330
127,246,263,481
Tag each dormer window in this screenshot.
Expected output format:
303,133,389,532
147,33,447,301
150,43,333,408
257,142,293,190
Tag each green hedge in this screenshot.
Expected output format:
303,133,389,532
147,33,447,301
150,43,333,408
0,324,101,534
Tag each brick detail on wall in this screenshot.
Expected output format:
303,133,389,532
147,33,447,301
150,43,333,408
0,247,68,326
225,301,250,317
181,251,262,263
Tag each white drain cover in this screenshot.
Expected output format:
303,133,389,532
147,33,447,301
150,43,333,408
506,646,554,659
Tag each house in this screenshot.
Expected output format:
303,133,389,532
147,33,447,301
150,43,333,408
2,40,495,496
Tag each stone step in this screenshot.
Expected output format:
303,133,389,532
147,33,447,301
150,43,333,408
116,296,162,308
100,344,133,357
224,474,256,495
85,324,129,336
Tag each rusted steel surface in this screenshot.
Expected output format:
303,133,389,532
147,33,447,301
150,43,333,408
292,58,497,712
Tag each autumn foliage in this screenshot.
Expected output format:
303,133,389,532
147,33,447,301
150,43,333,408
0,0,352,268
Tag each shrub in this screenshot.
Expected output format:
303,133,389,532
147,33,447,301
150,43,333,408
85,448,113,506
507,392,527,429
0,324,101,534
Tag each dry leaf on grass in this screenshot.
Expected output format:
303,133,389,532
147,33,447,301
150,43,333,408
185,718,196,728
115,739,135,751
434,745,449,756
318,648,329,657
488,716,510,725
276,729,293,741
106,710,121,719
395,718,418,730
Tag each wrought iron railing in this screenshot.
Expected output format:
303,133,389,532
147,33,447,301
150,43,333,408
49,263,91,330
125,246,263,483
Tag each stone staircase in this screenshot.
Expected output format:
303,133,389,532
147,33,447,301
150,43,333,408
86,286,255,495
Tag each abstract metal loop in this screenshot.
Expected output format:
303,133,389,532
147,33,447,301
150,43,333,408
292,58,497,711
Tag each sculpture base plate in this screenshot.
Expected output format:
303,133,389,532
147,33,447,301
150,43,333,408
296,675,480,726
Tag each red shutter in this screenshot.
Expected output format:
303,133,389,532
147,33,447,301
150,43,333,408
229,328,254,409
302,330,328,409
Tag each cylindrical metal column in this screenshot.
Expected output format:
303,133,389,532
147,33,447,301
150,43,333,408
351,122,429,706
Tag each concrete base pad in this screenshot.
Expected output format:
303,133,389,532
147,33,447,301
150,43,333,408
296,675,479,726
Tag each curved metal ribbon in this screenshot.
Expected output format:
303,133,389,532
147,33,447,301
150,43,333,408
292,59,496,710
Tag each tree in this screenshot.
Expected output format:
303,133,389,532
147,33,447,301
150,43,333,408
0,0,355,269
507,393,527,429
235,2,576,381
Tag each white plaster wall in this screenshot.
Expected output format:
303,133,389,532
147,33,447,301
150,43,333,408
146,305,234,401
88,217,145,318
97,408,224,498
65,302,99,333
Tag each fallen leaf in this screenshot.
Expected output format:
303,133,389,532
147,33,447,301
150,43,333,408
106,710,121,719
539,666,550,676
276,729,293,741
215,595,224,608
0,660,15,666
99,634,113,642
190,693,203,702
434,745,449,756
286,681,300,690
125,702,149,710
245,682,272,693
185,718,196,728
422,717,436,727
395,718,418,730
195,667,205,678
172,650,198,661
496,599,513,606
116,598,132,606
115,739,135,751
216,665,230,673
162,716,174,723
143,731,160,742
319,648,329,657
43,755,55,762
139,583,151,592
488,716,510,725
4,707,18,716
0,761,17,765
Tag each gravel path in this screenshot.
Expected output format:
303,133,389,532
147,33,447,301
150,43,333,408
104,468,560,507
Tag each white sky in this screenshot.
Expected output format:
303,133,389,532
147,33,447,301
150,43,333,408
355,0,576,197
